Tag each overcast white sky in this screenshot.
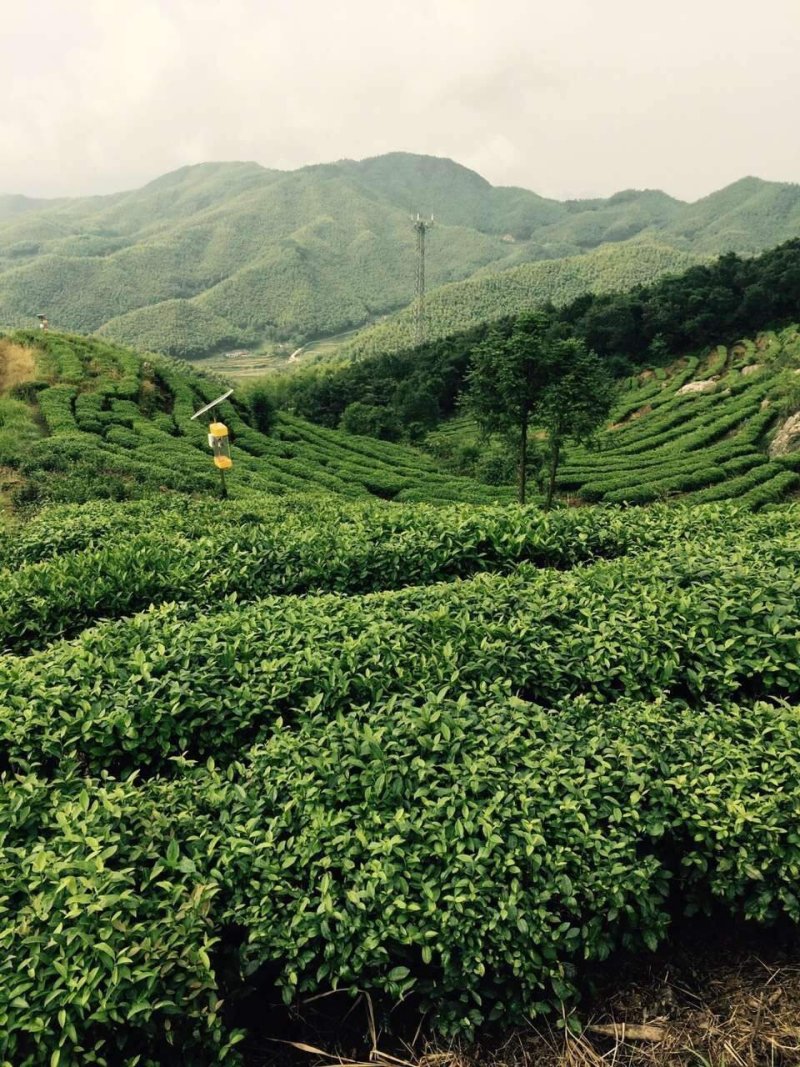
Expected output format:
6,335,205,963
3,0,799,202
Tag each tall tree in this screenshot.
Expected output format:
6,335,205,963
465,313,557,503
536,341,614,508
466,320,612,507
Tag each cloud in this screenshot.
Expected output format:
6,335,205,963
2,0,799,200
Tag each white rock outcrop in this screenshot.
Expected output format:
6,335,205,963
677,379,717,395
769,412,800,458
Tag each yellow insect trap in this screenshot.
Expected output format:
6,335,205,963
208,421,232,470
190,389,235,498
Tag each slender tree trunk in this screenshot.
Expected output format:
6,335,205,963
545,438,560,510
519,417,528,505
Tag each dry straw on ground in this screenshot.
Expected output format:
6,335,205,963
0,339,37,391
255,936,800,1067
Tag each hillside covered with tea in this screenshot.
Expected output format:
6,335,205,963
0,331,505,510
2,324,800,1064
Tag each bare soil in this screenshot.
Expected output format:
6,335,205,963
609,404,653,430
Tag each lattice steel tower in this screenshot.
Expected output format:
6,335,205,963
413,213,434,347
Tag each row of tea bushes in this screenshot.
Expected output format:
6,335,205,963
4,497,787,653
556,331,800,506
4,331,506,507
3,498,800,1062
3,507,799,778
5,691,800,1063
1,499,752,652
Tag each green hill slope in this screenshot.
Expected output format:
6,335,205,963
660,176,800,253
555,328,800,507
427,327,800,508
6,333,800,1064
1,153,799,360
0,330,508,509
343,240,703,360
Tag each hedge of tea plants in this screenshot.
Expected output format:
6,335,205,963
3,330,506,508
557,327,800,506
0,496,769,653
2,503,798,778
2,498,800,1064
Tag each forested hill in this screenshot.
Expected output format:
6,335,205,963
341,241,703,360
1,153,799,358
279,239,800,437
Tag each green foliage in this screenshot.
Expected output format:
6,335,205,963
550,330,800,507
344,242,703,361
7,379,48,403
534,342,614,506
465,313,551,503
281,240,800,443
0,496,646,653
3,501,800,1060
0,331,498,508
464,317,612,504
0,395,40,466
97,299,244,357
237,380,276,435
774,368,800,417
7,329,800,1060
340,401,399,440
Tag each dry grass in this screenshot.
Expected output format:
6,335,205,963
463,950,800,1067
0,339,37,392
252,933,800,1067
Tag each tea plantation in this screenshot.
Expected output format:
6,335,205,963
0,331,510,509
556,326,800,506
2,332,800,1065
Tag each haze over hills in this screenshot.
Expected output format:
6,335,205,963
1,153,799,360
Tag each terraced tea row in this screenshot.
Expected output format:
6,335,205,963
3,504,797,778
557,328,800,505
0,497,728,651
3,504,800,1064
2,330,504,507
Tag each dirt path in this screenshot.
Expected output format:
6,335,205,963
0,466,22,519
0,339,37,393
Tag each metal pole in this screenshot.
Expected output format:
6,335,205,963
413,215,433,348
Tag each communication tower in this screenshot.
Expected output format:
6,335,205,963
413,213,434,347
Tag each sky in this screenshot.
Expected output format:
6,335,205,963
3,0,799,202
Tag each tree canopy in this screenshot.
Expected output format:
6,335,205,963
465,316,612,504
278,238,800,442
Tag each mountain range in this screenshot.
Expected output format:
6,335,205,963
1,153,799,359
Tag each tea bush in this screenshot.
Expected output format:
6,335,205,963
5,688,800,1061
1,331,505,507
3,507,799,779
1,498,776,653
0,500,633,651
556,335,799,505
